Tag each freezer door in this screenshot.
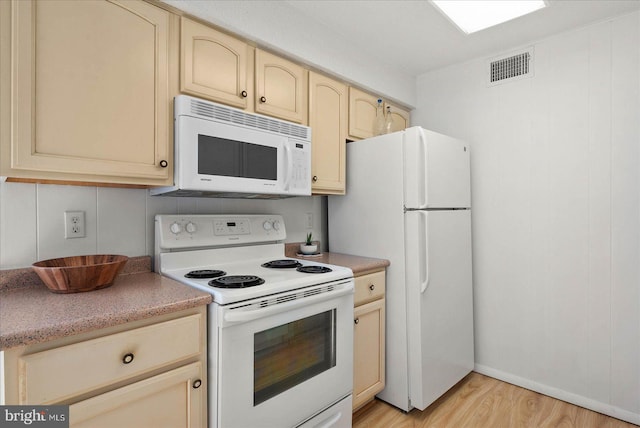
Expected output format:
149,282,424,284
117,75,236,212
405,209,474,411
404,127,471,209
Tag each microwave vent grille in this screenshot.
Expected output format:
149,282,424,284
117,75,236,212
189,99,309,140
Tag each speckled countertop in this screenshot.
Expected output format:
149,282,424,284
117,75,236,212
0,257,212,350
285,243,390,276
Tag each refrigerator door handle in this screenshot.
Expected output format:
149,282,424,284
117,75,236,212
418,128,428,208
419,211,430,294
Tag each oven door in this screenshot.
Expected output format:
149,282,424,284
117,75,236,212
213,280,353,428
178,115,292,195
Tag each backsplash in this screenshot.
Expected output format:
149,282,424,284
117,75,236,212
0,181,325,269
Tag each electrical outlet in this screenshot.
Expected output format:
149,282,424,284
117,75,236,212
64,211,86,239
305,212,313,229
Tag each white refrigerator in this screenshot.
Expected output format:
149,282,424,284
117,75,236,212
328,126,474,412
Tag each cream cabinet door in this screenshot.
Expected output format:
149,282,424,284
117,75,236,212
255,49,308,124
0,0,176,185
181,17,253,110
386,102,411,133
348,87,380,140
308,72,347,195
70,362,204,428
353,298,385,411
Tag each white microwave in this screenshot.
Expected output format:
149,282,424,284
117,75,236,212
150,95,311,198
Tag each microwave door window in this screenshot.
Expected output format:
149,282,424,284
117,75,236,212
199,135,242,177
198,135,277,180
244,143,277,180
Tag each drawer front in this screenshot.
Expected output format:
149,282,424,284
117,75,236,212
18,313,203,404
354,270,385,306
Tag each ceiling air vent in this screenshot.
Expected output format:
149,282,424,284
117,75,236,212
488,48,534,86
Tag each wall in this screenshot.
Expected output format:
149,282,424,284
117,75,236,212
0,182,325,269
412,12,640,424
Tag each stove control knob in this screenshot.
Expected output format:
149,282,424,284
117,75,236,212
170,222,183,235
262,221,273,231
272,220,281,231
185,222,197,234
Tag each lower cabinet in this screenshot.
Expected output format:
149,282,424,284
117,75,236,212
0,306,207,427
70,363,203,428
352,270,386,411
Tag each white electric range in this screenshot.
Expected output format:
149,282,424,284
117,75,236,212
155,214,354,428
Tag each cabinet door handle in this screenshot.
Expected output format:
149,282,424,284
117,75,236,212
193,379,202,389
241,90,248,98
159,160,168,168
369,284,375,291
312,175,318,182
354,318,359,325
260,96,266,103
122,353,134,364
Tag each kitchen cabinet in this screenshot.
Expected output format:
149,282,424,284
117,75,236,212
180,16,254,111
386,102,411,133
348,87,380,140
353,269,386,411
255,49,308,124
1,306,207,427
308,72,347,195
180,18,308,124
0,0,178,186
348,87,411,140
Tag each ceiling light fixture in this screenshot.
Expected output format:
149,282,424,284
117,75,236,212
431,0,547,34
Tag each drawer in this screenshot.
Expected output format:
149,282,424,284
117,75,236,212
354,270,385,306
18,313,203,404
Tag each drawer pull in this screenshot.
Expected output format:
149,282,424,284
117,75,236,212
193,379,202,389
241,90,248,98
312,175,318,182
159,160,168,168
260,96,267,103
369,284,375,291
122,353,135,364
354,318,359,325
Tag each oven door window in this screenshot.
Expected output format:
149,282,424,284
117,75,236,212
198,135,277,180
254,310,336,405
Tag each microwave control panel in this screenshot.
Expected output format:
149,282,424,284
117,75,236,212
290,141,311,193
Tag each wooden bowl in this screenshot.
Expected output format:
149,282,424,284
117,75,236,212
32,255,129,294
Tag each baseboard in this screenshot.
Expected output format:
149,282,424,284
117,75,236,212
474,364,640,426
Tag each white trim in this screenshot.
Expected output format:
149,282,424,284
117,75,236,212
474,364,640,426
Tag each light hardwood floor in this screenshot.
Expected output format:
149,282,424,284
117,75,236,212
352,372,638,428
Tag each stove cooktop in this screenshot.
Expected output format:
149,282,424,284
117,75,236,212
162,251,352,305
156,214,353,305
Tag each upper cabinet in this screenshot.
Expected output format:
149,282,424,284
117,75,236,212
348,87,411,141
386,103,411,133
348,87,379,140
255,49,308,124
308,72,347,195
180,17,254,111
0,0,178,186
181,18,308,124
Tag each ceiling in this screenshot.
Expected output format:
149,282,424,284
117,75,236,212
163,0,640,106
173,0,640,77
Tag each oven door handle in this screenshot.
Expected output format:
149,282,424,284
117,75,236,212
223,281,353,324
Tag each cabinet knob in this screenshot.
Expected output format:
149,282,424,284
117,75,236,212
241,90,248,98
260,96,266,103
159,160,168,168
369,284,375,291
122,353,134,364
193,379,202,389
354,318,359,325
312,175,318,182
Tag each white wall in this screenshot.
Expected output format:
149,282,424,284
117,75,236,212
413,12,640,424
0,182,325,269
